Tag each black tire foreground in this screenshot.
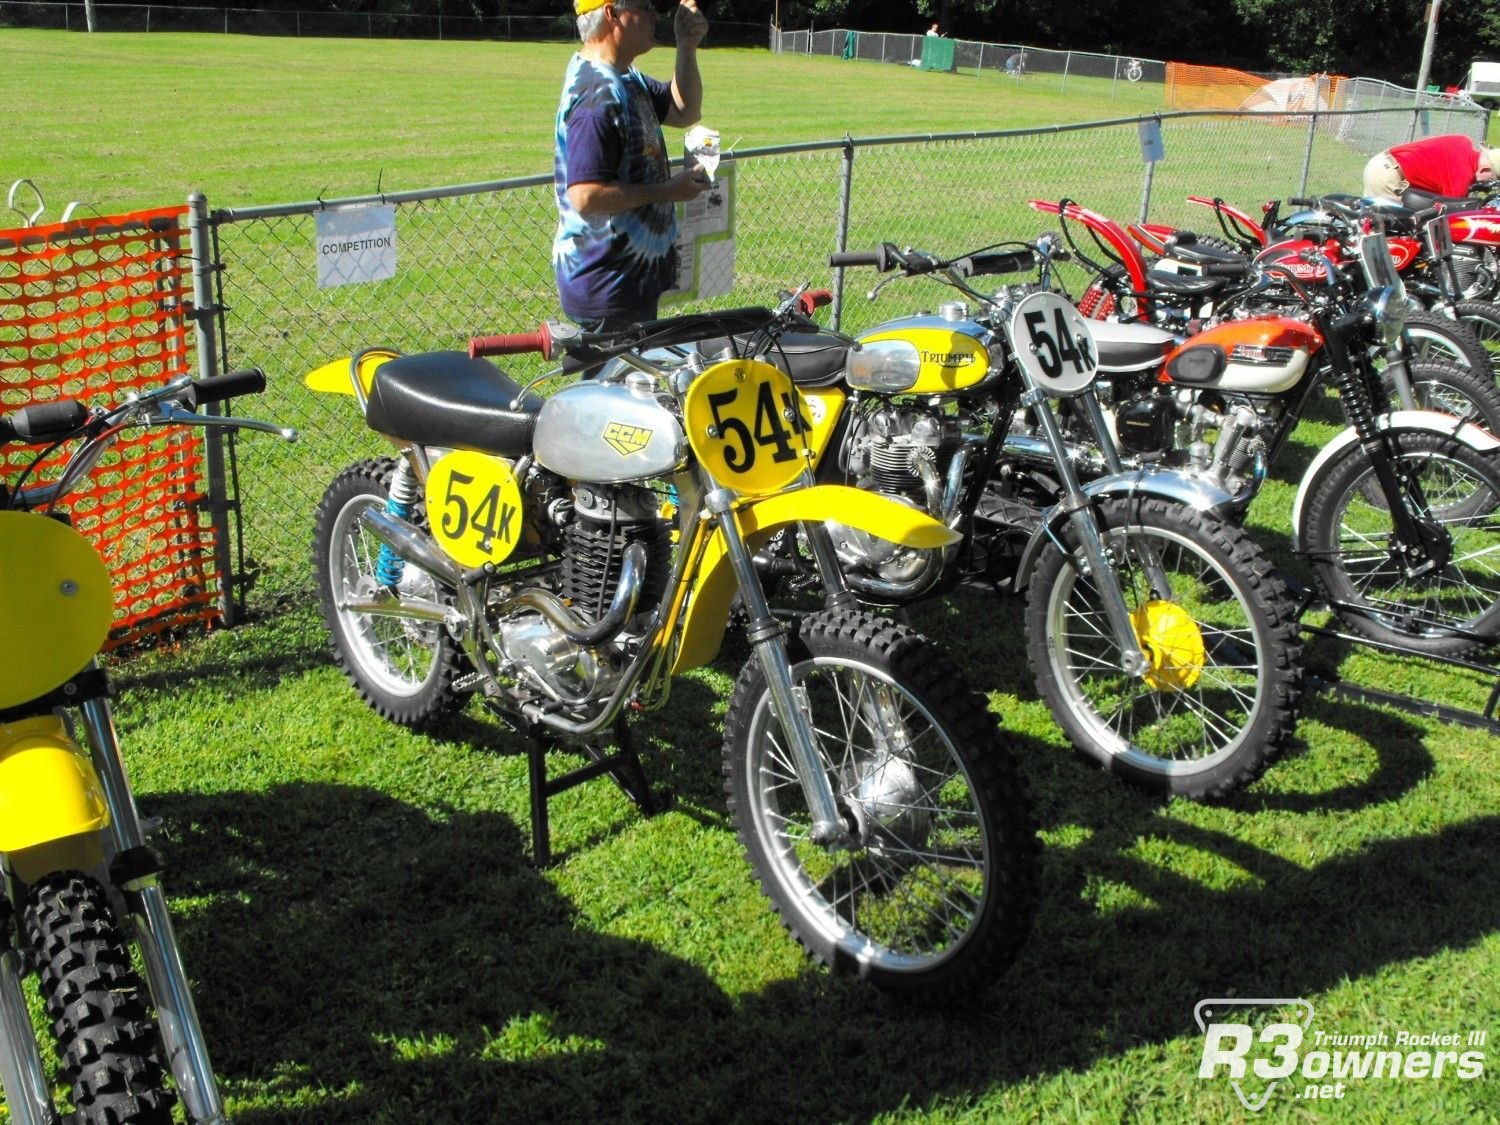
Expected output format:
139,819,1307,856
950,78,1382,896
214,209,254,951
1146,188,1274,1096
23,873,175,1125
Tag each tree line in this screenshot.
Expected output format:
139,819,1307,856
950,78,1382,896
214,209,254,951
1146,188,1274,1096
76,0,1500,86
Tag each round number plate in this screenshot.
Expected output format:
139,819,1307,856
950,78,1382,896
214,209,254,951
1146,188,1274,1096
1007,291,1100,397
683,358,816,493
426,450,525,569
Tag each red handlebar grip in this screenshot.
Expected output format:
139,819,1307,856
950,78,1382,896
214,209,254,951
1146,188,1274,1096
797,289,833,315
469,327,551,360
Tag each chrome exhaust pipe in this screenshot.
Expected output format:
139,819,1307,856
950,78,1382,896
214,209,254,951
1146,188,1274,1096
355,501,464,587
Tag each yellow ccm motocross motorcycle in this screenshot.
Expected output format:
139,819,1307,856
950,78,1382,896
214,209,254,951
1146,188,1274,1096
304,292,1038,1001
0,371,292,1124
681,239,1304,800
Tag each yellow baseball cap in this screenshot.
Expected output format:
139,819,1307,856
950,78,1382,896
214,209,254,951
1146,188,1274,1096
574,0,608,12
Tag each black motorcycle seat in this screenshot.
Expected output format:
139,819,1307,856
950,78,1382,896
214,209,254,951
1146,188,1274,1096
1143,269,1230,298
694,331,850,386
1162,233,1250,269
365,350,544,457
1090,319,1177,372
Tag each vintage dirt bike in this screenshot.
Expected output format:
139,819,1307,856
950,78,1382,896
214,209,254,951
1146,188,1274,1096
1038,211,1500,657
304,294,1038,1000
712,238,1304,799
1127,193,1500,375
0,370,292,1124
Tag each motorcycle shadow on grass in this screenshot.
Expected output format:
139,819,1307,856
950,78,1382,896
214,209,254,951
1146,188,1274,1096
136,768,1499,1120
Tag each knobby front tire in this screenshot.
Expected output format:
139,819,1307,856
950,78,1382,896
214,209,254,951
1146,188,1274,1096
313,457,468,728
722,609,1039,1002
23,873,175,1125
1026,497,1303,800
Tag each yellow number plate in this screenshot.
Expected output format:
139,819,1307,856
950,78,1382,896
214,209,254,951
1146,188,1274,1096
426,450,525,569
683,359,815,493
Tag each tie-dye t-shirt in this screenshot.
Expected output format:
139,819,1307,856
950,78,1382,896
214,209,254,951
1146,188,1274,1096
553,54,677,320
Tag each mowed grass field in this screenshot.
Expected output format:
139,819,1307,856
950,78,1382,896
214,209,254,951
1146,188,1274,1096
3,29,1500,1124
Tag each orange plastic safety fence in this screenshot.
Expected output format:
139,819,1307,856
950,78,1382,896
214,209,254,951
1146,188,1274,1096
0,206,222,649
1167,62,1346,115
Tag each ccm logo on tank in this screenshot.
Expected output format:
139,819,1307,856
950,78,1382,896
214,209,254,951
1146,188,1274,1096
603,422,653,456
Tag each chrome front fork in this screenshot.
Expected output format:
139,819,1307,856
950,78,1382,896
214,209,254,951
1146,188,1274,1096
79,690,228,1125
0,935,56,1125
705,489,849,847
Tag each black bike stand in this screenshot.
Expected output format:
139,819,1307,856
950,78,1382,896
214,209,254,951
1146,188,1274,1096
1293,586,1500,733
523,716,668,867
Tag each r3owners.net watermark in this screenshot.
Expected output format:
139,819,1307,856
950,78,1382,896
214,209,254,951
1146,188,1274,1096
1195,998,1489,1111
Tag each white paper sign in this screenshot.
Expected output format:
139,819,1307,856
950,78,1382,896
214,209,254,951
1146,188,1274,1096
316,205,397,289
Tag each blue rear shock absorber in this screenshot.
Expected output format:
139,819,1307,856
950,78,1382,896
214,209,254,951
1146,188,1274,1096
376,459,419,588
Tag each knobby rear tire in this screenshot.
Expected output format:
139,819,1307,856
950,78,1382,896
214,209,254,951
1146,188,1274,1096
313,457,468,728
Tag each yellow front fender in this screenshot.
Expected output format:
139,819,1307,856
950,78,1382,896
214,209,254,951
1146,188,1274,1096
669,485,960,674
0,716,108,854
303,348,400,396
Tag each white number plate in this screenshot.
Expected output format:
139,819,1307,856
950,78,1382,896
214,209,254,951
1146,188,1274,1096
1007,291,1100,397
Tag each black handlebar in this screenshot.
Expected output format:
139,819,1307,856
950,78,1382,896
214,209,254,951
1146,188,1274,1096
183,367,266,409
830,244,1035,279
0,400,89,444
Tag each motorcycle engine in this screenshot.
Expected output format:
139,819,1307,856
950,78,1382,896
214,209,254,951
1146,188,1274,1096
497,482,672,703
1450,244,1499,301
829,404,957,594
1114,392,1175,456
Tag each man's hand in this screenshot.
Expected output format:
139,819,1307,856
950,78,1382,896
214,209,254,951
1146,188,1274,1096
674,0,709,48
663,167,713,202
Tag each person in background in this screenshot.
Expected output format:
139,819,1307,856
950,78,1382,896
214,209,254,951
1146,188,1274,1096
553,0,712,332
926,22,942,36
1362,133,1500,204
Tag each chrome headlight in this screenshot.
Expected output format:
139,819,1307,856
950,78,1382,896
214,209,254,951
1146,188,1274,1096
1369,285,1408,346
846,339,920,392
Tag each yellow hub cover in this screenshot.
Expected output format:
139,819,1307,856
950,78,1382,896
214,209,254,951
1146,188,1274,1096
1131,599,1205,691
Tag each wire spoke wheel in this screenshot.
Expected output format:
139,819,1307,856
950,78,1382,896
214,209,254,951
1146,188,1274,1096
723,610,1036,1001
1027,497,1301,798
1304,430,1500,654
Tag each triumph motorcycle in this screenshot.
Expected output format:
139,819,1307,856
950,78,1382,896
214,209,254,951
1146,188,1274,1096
683,238,1305,800
1032,204,1500,657
0,370,292,1124
304,294,1038,1000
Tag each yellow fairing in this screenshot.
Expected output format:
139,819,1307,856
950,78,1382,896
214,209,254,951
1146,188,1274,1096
0,511,113,710
0,716,109,853
304,349,399,396
859,326,990,392
797,386,844,471
668,485,960,674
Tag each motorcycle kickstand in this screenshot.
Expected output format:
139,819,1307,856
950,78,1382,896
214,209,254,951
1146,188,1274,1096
522,717,670,868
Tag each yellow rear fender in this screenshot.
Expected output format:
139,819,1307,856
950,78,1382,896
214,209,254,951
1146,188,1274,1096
303,348,400,397
669,485,959,674
0,716,109,854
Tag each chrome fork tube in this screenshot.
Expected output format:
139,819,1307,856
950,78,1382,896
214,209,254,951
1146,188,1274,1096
1025,389,1147,675
705,488,847,846
78,690,227,1125
0,940,56,1125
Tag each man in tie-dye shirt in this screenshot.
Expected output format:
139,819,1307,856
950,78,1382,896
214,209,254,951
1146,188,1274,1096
553,0,712,331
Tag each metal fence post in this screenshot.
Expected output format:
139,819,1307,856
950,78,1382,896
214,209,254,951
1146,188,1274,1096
187,192,238,626
832,137,856,333
1299,111,1318,196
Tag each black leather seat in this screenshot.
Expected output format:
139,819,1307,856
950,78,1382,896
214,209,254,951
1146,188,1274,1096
364,351,544,457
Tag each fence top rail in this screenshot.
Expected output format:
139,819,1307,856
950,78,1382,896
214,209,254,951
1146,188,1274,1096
209,104,1485,223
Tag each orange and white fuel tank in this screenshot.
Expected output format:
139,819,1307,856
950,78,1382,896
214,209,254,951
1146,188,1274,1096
1161,317,1321,395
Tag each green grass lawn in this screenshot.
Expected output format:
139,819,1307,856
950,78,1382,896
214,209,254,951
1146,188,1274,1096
3,28,1499,1124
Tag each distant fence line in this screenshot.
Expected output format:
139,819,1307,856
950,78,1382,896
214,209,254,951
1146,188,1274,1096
0,1,770,43
772,25,1168,95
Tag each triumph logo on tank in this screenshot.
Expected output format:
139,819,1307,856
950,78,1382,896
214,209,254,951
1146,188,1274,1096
921,350,975,367
1195,998,1488,1111
602,422,653,456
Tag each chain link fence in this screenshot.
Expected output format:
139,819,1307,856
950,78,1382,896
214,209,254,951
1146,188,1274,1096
773,27,1166,96
203,104,1485,614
